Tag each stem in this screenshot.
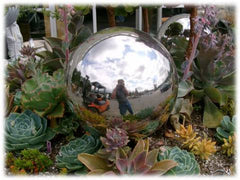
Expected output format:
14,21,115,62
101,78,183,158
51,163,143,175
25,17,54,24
143,8,149,33
106,6,116,27
63,8,69,65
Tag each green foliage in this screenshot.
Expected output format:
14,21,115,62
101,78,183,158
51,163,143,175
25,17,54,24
135,107,154,120
140,121,159,135
5,110,55,151
191,43,235,128
215,115,235,143
6,149,53,174
165,22,183,37
21,69,66,119
158,146,200,175
56,134,102,173
53,115,79,141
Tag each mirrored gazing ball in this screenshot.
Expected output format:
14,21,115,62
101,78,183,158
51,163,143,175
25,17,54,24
67,27,178,134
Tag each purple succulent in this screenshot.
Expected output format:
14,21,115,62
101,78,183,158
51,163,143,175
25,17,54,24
100,128,129,152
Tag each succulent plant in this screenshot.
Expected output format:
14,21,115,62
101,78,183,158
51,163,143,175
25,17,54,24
215,115,235,143
158,146,200,175
191,41,235,128
222,134,235,157
191,138,217,160
140,121,159,135
135,107,154,120
6,149,53,174
21,69,66,120
5,110,55,151
220,98,235,117
100,128,129,153
115,138,177,174
176,125,200,149
78,138,178,175
20,45,35,58
56,134,102,172
53,115,79,140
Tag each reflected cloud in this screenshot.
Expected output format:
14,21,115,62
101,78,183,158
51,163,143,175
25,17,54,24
77,35,170,93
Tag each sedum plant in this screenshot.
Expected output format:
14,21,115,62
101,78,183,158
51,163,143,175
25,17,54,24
21,69,66,123
6,149,53,174
5,110,55,151
78,138,178,175
222,134,235,157
215,115,235,143
175,125,216,160
56,134,101,173
158,146,200,175
191,138,217,160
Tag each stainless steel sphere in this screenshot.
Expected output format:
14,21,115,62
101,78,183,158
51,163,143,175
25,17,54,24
67,27,178,134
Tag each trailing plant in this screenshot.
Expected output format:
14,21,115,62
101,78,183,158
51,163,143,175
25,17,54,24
21,69,66,127
215,115,235,143
175,125,216,160
100,128,129,153
5,110,55,151
222,133,235,157
78,138,178,175
191,138,217,160
158,146,200,175
56,134,102,173
6,149,53,174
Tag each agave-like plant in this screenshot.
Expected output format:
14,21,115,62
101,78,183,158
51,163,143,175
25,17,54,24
78,138,178,175
191,41,235,128
56,134,102,172
21,69,66,123
215,115,235,143
5,110,55,151
158,146,200,175
100,128,129,153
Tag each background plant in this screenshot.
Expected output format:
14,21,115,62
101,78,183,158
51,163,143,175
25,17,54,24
6,149,53,174
5,110,55,151
158,146,200,175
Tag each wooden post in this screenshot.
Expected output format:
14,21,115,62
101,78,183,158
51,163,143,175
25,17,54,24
106,6,116,27
143,7,149,33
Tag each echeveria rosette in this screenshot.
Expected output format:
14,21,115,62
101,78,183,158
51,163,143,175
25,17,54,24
21,69,66,119
5,110,55,151
158,147,200,175
56,134,102,172
100,128,129,152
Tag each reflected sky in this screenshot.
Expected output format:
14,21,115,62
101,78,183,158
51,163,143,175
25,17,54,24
176,18,190,31
76,35,171,93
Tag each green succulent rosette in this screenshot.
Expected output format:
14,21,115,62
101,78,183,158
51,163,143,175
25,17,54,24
5,110,55,151
56,134,102,172
21,69,66,119
158,146,200,175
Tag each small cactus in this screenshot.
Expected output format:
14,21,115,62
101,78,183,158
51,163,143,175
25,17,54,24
222,134,235,157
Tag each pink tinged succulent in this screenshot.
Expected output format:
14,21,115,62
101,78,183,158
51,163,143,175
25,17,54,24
100,128,129,152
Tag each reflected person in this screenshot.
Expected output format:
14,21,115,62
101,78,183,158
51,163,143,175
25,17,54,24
111,79,134,116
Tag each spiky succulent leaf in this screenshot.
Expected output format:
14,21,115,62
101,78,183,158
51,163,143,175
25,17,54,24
158,147,200,175
21,69,66,118
5,110,55,151
56,134,101,172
